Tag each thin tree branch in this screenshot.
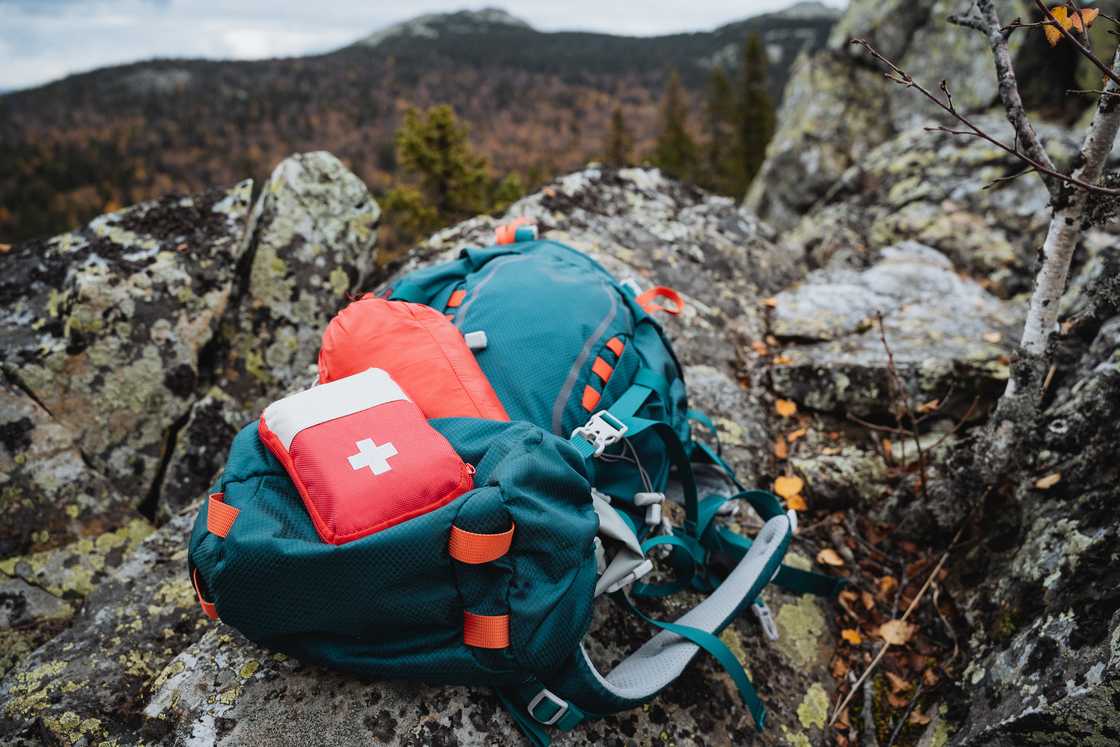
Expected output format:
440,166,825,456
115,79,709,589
1034,0,1120,88
850,38,1120,195
976,0,1059,195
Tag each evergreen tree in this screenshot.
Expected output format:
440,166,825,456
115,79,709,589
702,67,737,194
738,33,776,194
652,71,698,182
394,104,489,220
604,106,633,167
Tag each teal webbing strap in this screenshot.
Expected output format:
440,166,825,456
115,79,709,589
693,440,745,492
496,691,551,747
617,594,767,731
617,415,698,533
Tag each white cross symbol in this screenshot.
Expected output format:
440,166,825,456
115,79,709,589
347,438,398,475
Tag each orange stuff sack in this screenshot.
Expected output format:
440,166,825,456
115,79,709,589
318,295,510,421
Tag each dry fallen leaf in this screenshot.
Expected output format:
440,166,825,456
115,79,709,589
831,657,850,679
877,619,918,646
916,399,940,414
923,668,941,687
885,671,912,694
841,628,862,645
887,691,911,709
774,475,804,498
786,494,808,511
861,591,875,610
909,709,932,726
1035,472,1061,490
0,243,11,254
878,576,899,598
817,547,845,567
787,427,808,443
772,354,793,365
982,331,1002,344
773,436,789,460
775,399,798,417
751,340,769,356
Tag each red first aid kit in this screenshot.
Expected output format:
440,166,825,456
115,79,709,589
258,368,474,545
318,296,509,422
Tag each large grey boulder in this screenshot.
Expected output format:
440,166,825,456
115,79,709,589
215,152,381,415
768,240,1020,417
747,0,1028,232
0,181,253,509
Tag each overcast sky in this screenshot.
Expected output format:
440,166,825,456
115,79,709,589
0,0,845,91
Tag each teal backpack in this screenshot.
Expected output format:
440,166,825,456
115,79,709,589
188,228,842,745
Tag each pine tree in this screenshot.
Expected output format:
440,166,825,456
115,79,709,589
605,106,633,167
738,33,776,194
394,104,489,220
652,71,698,182
702,67,737,194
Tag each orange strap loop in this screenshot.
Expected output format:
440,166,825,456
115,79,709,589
449,522,515,564
447,289,467,308
591,356,613,382
605,336,625,357
192,568,219,621
463,611,510,648
494,217,535,245
206,492,239,538
581,385,601,411
635,286,685,316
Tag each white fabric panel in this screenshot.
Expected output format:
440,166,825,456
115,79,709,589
262,368,410,449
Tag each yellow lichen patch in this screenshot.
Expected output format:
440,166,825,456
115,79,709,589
774,596,826,667
4,659,67,717
797,683,829,730
780,724,812,747
218,686,242,706
150,659,186,692
239,659,260,679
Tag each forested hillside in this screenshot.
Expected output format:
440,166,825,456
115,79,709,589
0,4,837,243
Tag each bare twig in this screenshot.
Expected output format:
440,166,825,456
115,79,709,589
876,312,929,500
1067,87,1120,96
885,683,925,747
828,524,965,726
849,38,1120,195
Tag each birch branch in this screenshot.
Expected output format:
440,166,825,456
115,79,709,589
1019,41,1120,356
975,0,1059,196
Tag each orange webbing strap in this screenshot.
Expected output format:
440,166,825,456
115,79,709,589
192,568,219,621
463,611,510,648
494,217,534,245
581,385,601,411
635,286,685,316
447,289,467,308
449,522,516,564
606,336,624,357
591,356,613,382
206,492,239,538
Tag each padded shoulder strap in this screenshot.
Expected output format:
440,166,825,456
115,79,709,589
511,514,792,732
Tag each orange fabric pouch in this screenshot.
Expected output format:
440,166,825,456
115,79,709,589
318,296,510,421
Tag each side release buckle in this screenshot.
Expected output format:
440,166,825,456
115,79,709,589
571,411,628,457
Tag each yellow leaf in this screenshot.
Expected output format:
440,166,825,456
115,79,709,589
909,709,932,726
787,427,808,443
774,475,804,498
1034,472,1061,490
816,547,845,567
877,619,917,646
772,354,793,365
1044,6,1070,46
840,628,862,645
775,399,798,417
786,494,808,511
773,436,789,460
